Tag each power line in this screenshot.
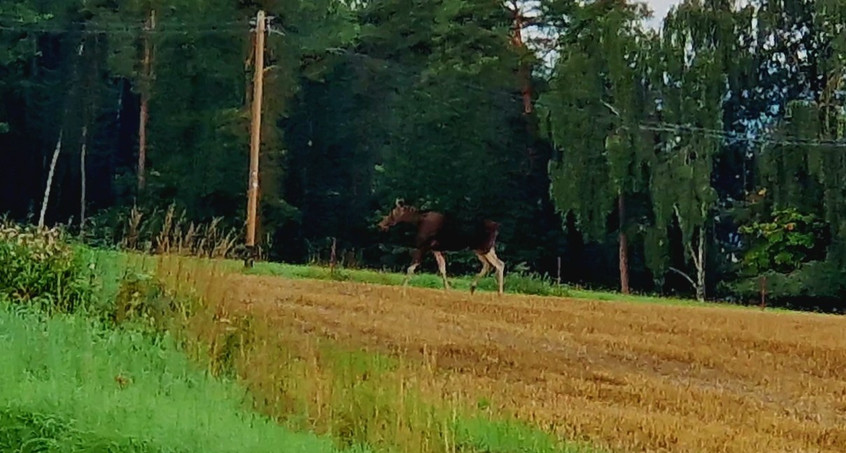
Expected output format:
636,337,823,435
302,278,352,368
632,121,846,148
0,15,280,35
330,51,846,149
0,12,246,23
3,15,846,150
0,24,247,35
0,16,249,35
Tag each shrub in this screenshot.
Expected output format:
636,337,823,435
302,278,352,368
737,208,828,276
0,222,92,312
724,260,846,313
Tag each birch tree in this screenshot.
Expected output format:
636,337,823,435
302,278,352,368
544,0,652,294
644,0,734,301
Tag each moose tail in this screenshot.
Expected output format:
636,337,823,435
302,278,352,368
484,220,500,245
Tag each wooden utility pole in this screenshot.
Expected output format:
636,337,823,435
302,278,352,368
138,9,155,192
760,275,767,310
245,9,266,267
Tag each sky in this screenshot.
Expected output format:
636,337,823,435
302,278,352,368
644,0,682,28
527,0,685,68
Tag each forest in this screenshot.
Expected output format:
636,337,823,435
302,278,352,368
1,0,845,312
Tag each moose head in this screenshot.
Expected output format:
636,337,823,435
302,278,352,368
377,198,419,232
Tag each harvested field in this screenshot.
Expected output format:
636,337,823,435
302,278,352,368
219,273,846,453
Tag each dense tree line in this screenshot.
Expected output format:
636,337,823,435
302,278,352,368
1,0,844,311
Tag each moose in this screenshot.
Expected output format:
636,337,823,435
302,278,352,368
377,199,505,295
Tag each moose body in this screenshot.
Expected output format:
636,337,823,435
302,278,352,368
378,200,505,294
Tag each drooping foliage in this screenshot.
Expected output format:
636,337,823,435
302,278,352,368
543,0,654,292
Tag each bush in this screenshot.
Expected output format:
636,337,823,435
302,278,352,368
0,222,92,312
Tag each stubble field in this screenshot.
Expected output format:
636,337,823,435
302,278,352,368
191,266,846,453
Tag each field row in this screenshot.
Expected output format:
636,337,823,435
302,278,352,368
219,274,846,453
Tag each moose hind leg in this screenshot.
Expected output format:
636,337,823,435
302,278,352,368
484,249,505,295
433,251,450,290
470,251,491,295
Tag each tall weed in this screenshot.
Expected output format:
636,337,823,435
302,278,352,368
84,204,239,259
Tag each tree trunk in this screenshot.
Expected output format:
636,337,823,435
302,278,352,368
618,193,630,294
138,9,155,192
138,94,148,191
38,129,63,228
694,228,706,302
673,204,708,302
508,2,533,115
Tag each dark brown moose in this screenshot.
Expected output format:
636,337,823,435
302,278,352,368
378,199,505,295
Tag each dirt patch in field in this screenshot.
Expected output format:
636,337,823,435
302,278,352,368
222,275,846,453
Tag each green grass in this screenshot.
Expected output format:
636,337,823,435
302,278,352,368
243,260,572,297
238,257,791,312
0,302,370,453
455,416,595,453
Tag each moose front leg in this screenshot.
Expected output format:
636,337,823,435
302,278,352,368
484,249,506,295
433,251,450,291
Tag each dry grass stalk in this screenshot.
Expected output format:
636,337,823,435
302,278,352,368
122,205,143,250
149,257,489,453
143,255,845,453
154,204,175,255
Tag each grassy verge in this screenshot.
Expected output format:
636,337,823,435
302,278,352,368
0,301,367,453
87,242,783,313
